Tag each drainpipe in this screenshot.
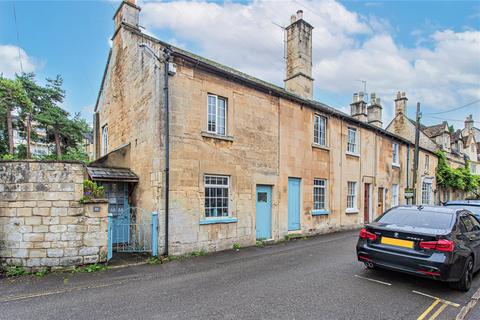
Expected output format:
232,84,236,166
163,48,171,256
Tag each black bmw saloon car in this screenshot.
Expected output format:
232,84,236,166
356,205,480,291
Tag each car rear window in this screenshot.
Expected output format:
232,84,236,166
444,205,480,216
377,208,454,231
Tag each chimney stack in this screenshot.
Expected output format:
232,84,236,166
367,93,383,127
284,10,314,99
114,0,141,32
394,91,408,116
465,114,474,131
350,92,367,122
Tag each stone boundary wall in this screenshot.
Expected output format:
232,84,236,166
0,161,108,270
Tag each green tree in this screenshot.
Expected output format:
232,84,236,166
17,73,48,158
0,77,32,155
35,76,90,159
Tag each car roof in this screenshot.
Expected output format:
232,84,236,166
395,205,458,214
444,200,480,207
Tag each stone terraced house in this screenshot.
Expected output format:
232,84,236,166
91,0,438,256
387,98,479,203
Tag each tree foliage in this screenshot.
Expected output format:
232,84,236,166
0,73,91,162
436,150,480,197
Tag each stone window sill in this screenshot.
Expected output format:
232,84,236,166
201,131,234,142
199,217,238,225
346,151,360,158
345,208,359,214
311,209,330,216
312,143,330,151
392,163,400,168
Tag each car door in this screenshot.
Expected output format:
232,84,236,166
460,212,480,270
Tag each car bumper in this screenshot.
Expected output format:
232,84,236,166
356,240,461,282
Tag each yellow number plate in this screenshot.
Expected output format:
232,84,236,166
381,237,414,249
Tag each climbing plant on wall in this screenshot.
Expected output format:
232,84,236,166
436,150,480,198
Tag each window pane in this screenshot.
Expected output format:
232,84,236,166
217,98,226,135
205,175,229,218
314,116,327,146
347,182,356,209
319,116,326,146
313,179,326,210
378,208,454,231
208,95,217,132
347,128,356,153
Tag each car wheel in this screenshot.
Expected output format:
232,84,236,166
450,256,473,292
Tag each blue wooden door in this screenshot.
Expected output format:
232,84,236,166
256,185,272,240
288,178,301,231
102,182,130,244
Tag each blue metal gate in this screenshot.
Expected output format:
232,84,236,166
107,208,158,260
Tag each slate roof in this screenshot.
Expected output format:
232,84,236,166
451,129,463,142
95,22,438,155
423,122,447,138
86,166,139,182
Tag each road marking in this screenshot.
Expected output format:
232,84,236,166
0,280,128,303
417,299,440,320
353,274,392,286
412,290,460,307
429,303,447,320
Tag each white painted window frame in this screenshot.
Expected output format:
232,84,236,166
346,181,357,210
204,175,230,218
313,114,327,146
347,127,358,155
392,184,399,206
313,178,327,210
421,181,433,205
101,124,108,156
392,143,399,166
207,94,227,136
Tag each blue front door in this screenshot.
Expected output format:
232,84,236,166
256,185,272,240
102,182,130,244
288,178,301,231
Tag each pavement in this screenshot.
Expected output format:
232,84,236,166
1,230,480,320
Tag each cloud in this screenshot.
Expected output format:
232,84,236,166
142,0,370,84
0,44,36,78
140,0,479,125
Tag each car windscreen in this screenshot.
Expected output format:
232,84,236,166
444,205,480,216
376,208,455,233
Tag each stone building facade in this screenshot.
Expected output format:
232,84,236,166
93,1,438,255
0,161,108,270
386,93,480,203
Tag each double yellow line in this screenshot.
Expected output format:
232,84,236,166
417,299,448,320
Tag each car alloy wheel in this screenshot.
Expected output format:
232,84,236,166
465,259,473,290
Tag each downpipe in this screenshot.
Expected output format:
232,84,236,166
163,48,171,257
